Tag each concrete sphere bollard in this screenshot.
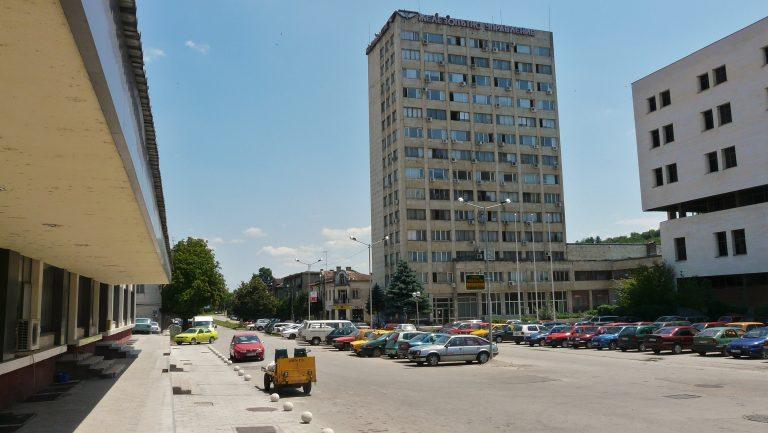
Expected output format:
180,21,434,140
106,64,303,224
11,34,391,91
300,411,313,424
244,374,252,381
320,428,334,433
227,360,233,365
269,393,280,402
237,370,244,376
282,402,293,411
233,366,240,371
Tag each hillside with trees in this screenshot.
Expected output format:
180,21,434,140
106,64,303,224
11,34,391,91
576,229,660,245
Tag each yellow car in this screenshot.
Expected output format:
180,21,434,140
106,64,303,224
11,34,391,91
351,330,390,353
174,327,218,345
471,324,503,338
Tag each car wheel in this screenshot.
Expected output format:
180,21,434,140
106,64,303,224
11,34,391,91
495,336,503,344
465,360,473,364
597,346,603,351
652,348,661,354
620,347,627,352
672,344,682,355
477,352,490,364
528,342,534,347
387,354,395,359
372,348,383,358
515,341,521,345
562,340,570,348
416,361,424,366
263,374,271,392
191,338,197,344
302,383,312,396
311,337,320,346
638,343,646,352
731,353,741,359
209,338,214,344
426,354,439,366
289,334,296,340
257,327,264,331
609,342,617,351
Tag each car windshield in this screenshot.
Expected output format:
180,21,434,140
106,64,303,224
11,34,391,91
235,335,260,343
181,328,198,334
136,318,151,324
619,327,636,335
151,322,158,326
432,335,450,345
550,326,569,333
744,327,768,338
580,327,598,333
410,333,430,342
604,327,622,334
656,327,676,335
698,328,720,337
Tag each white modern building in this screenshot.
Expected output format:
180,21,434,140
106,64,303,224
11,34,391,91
632,17,768,310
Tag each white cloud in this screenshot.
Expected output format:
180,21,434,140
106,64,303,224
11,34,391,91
321,226,371,248
260,245,320,258
229,239,245,244
185,40,210,54
143,47,166,62
207,237,224,244
243,227,266,238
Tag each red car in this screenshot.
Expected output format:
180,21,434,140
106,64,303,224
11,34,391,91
692,321,727,332
229,332,265,362
450,322,489,334
545,326,575,347
644,326,698,354
568,326,600,348
332,335,358,351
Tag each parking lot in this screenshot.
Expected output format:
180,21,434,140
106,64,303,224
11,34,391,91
209,325,768,433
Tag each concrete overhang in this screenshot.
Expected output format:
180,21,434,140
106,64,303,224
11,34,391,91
0,0,170,284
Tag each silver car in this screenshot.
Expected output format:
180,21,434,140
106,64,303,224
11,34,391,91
408,334,498,366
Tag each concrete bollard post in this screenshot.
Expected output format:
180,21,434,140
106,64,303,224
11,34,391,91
237,370,244,376
244,374,252,381
270,393,280,402
282,402,293,411
300,411,313,424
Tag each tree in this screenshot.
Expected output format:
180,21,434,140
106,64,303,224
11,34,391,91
385,261,430,320
231,274,278,320
616,263,677,320
162,237,227,318
256,267,275,290
366,283,386,325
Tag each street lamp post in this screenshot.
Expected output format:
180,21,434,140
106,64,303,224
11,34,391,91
527,216,540,320
350,235,389,328
546,214,557,321
296,258,322,320
412,291,420,329
457,197,510,360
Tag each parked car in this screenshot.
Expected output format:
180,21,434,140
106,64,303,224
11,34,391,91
692,321,728,332
527,326,568,346
298,320,353,345
407,335,498,366
568,326,600,348
654,320,691,329
353,322,371,329
335,330,377,350
725,322,764,333
271,322,294,334
544,326,576,347
512,324,545,344
397,333,448,358
575,316,619,326
717,315,745,323
683,315,710,324
324,326,358,344
617,325,657,352
393,324,417,332
693,327,744,356
174,327,218,345
654,315,684,323
264,319,282,333
134,318,153,334
280,324,301,339
725,327,768,359
593,326,635,350
450,322,488,335
357,333,392,357
505,319,522,325
150,321,161,334
487,325,517,343
249,318,271,331
645,326,698,354
229,333,265,362
385,331,424,358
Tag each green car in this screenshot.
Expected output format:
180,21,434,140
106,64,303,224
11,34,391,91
693,327,744,356
385,331,424,358
617,325,656,351
358,333,390,358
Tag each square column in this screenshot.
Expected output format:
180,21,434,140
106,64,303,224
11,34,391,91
67,273,79,344
117,285,125,327
29,260,43,324
105,284,114,330
90,279,100,336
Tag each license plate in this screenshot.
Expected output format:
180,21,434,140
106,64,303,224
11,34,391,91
648,338,657,342
731,349,741,354
247,351,257,355
620,337,628,341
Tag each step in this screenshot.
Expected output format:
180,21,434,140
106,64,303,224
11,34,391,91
89,359,115,373
95,341,120,349
77,355,104,366
59,352,93,363
100,363,126,378
125,349,140,358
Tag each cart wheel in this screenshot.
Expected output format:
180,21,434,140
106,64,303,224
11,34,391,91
263,374,271,392
302,382,312,396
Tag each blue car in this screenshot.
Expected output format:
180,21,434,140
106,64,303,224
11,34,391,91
134,317,153,334
527,326,569,347
725,327,768,359
397,333,448,358
592,326,635,350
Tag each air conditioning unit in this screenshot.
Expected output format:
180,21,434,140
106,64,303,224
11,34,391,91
530,107,537,112
521,241,528,246
533,163,539,167
422,39,428,45
492,47,499,52
514,69,521,74
510,161,517,166
438,61,445,66
476,140,485,145
470,64,476,69
504,86,512,92
546,89,553,95
442,139,448,144
508,281,516,287
452,178,459,183
450,157,457,162
470,82,477,88
468,219,475,225
469,240,476,245
532,144,539,149
451,138,457,143
424,76,432,83
552,145,558,150
426,117,432,122
477,180,483,185
471,158,477,163
498,142,505,147
495,103,501,108
500,180,506,185
16,319,40,352
459,81,467,87
553,163,559,169
555,202,562,208
394,198,399,205
482,46,490,52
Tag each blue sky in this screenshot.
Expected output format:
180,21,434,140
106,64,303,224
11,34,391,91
137,1,768,289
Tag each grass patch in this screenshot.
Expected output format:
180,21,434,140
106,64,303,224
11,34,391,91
214,319,245,330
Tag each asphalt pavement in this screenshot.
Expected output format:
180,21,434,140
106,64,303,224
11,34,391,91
213,323,768,433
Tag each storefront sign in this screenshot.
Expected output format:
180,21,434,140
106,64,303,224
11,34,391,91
309,291,318,302
465,274,486,291
418,13,536,37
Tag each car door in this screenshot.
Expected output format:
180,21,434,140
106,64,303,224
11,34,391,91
444,337,464,361
197,328,207,340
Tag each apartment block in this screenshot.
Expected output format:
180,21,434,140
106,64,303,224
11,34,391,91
367,11,567,322
632,18,768,311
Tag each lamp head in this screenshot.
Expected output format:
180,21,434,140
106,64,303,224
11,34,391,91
350,236,357,241
504,198,511,204
458,197,464,203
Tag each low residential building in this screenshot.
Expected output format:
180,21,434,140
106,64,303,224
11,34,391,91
631,18,767,313
273,271,321,301
312,267,372,322
135,284,163,323
0,1,170,408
